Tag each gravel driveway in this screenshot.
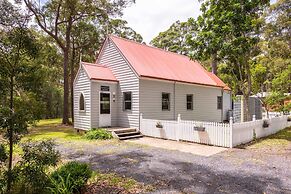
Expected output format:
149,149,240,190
58,139,291,194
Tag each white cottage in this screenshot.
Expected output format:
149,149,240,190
74,35,232,132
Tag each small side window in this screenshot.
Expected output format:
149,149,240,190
162,93,170,111
186,94,193,110
79,93,85,111
123,92,132,111
217,96,222,110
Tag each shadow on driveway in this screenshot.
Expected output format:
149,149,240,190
65,148,287,194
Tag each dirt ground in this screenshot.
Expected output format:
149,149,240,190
57,138,291,194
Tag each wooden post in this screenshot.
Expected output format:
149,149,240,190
229,117,233,148
139,113,143,132
177,114,181,141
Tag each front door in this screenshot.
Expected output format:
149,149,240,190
99,92,111,127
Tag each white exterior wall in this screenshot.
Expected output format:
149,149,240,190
175,83,222,122
223,90,232,121
140,79,223,122
140,79,175,120
97,39,140,128
73,67,91,130
91,81,118,128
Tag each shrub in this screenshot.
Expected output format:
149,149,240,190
15,140,60,193
47,174,75,194
50,161,92,192
85,128,113,140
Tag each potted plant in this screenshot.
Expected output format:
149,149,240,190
262,120,270,128
194,124,205,131
287,116,291,122
156,121,163,128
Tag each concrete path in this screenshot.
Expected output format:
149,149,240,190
125,137,227,156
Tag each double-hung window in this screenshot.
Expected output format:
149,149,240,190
186,94,193,110
217,96,222,110
162,93,170,111
123,92,132,111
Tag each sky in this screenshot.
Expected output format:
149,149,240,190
122,0,201,43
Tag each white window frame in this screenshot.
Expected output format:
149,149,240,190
186,94,193,110
123,92,132,111
79,93,86,112
162,92,170,111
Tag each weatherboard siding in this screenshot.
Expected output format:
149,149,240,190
140,79,222,122
74,67,91,130
91,81,118,128
97,39,140,128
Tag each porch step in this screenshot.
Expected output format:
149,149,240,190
112,128,143,140
119,134,143,140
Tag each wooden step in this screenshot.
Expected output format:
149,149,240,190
113,128,137,134
117,131,141,137
119,134,143,140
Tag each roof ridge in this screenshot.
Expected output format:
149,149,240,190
109,34,192,60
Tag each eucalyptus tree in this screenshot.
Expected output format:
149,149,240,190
188,0,270,121
24,0,135,124
0,0,41,191
151,18,197,55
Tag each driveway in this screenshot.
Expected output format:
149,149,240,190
58,139,291,194
125,137,227,157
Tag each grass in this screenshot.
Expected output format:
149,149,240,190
87,171,154,193
23,118,84,142
239,126,291,149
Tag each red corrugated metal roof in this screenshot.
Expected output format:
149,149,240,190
109,35,230,90
82,62,118,82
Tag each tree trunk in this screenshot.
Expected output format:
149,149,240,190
242,94,251,121
211,52,218,75
7,75,14,193
62,49,70,125
62,19,73,125
70,44,76,123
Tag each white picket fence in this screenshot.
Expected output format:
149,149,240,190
232,115,291,146
139,114,291,148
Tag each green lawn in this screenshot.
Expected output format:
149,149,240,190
241,126,291,149
24,118,82,142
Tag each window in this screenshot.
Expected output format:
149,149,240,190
100,93,110,114
79,93,85,111
162,93,170,111
123,92,132,111
186,94,193,110
217,96,222,110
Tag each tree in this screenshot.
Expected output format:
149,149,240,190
189,0,269,121
24,0,135,124
0,1,41,191
150,18,197,55
187,1,230,75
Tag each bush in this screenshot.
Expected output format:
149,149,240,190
48,174,75,194
15,140,60,194
85,128,113,140
50,161,92,192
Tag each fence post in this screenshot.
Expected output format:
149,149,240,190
139,113,143,132
229,117,233,148
252,115,256,121
177,114,181,141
